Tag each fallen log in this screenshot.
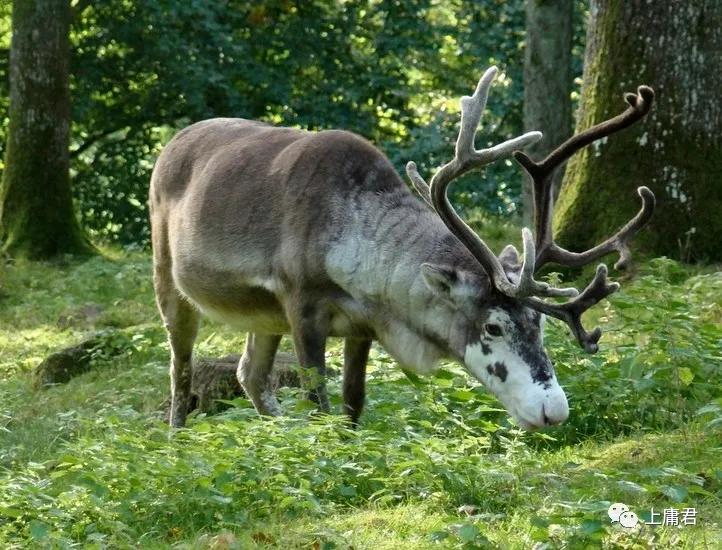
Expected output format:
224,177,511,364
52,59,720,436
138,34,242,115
33,329,130,387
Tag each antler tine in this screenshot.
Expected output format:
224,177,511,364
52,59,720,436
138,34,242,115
444,67,543,177
516,228,579,297
405,161,433,208
407,67,577,299
524,264,620,353
513,85,655,270
515,86,654,184
406,67,542,199
542,186,655,269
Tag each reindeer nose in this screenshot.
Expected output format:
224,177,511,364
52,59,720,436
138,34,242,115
542,405,552,425
542,399,569,426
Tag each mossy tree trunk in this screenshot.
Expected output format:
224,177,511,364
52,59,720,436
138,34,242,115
0,0,91,258
522,0,573,226
555,0,722,262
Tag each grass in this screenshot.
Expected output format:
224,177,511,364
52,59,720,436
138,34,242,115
0,249,720,549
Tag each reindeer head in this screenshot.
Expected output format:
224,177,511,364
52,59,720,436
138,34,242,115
408,67,655,429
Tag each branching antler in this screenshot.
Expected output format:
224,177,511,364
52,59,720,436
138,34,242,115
513,86,656,351
523,265,620,353
514,86,656,270
406,67,576,299
406,68,656,353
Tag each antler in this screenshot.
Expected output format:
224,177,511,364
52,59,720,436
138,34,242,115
513,86,656,351
406,67,577,299
523,265,620,353
514,86,656,270
406,69,655,353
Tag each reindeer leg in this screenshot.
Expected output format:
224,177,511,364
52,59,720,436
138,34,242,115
238,333,283,416
343,337,371,426
286,300,330,412
154,266,199,428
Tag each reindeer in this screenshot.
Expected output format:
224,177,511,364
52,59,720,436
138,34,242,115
150,66,655,429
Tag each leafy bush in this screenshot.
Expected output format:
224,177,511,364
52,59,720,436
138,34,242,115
547,258,722,444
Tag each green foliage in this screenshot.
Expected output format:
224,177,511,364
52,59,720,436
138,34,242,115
1,1,586,245
0,251,720,547
68,0,531,245
547,257,722,444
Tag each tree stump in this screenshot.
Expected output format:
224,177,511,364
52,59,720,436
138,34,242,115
160,352,340,419
182,352,301,415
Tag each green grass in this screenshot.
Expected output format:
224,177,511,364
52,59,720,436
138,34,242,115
0,251,721,548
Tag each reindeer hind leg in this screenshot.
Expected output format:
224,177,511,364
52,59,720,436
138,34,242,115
153,219,200,428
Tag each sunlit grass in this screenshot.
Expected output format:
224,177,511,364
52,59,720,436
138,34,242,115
0,249,720,548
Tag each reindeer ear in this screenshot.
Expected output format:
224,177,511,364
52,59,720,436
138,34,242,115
497,245,522,284
498,244,520,268
421,263,457,297
421,263,481,305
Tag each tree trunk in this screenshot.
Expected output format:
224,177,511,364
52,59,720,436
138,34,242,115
555,0,722,263
0,0,90,258
522,0,573,226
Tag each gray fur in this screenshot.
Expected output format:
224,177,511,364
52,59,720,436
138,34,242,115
150,117,566,429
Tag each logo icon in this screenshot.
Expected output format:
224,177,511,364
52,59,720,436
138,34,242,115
608,503,629,523
619,511,639,528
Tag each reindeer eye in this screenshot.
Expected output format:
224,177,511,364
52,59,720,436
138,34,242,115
485,323,503,337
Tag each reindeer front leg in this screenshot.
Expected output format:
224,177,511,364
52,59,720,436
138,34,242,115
286,299,331,412
343,337,372,426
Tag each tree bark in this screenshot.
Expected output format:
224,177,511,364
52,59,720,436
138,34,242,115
0,0,90,258
555,0,722,262
522,0,573,226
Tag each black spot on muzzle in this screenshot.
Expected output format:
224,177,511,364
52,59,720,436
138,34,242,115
486,362,508,382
